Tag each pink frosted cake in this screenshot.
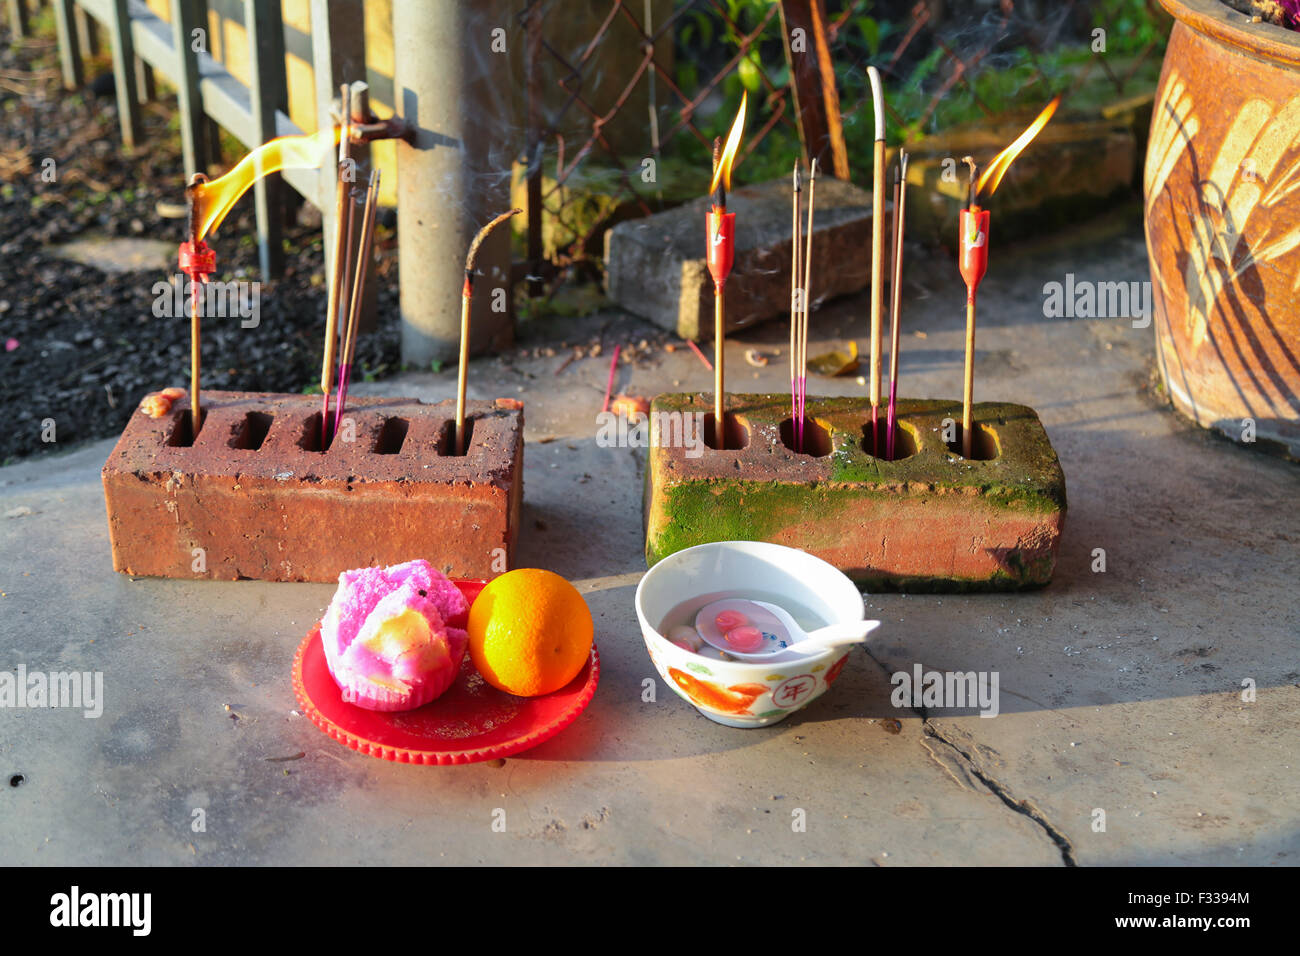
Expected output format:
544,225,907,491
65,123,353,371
320,559,470,711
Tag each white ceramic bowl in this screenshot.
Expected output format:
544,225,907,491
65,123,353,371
635,541,867,727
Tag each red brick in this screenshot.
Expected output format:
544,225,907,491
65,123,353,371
644,393,1066,591
102,391,523,581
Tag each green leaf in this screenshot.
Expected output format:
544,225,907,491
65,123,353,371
738,51,761,93
856,16,881,59
430,359,444,373
676,62,698,95
695,10,713,48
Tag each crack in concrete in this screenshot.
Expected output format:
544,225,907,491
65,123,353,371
924,724,1078,867
859,645,1077,866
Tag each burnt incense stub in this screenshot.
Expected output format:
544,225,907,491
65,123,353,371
644,393,1067,591
102,391,524,582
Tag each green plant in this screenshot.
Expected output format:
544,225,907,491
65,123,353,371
664,0,1170,189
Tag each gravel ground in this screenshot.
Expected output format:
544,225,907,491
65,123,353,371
0,25,399,465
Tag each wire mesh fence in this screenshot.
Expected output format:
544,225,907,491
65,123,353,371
515,0,1167,286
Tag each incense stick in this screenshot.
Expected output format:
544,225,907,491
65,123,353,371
867,65,886,456
455,207,522,454
961,155,978,460
333,169,380,441
686,338,713,371
711,137,726,450
602,344,621,413
320,83,352,448
886,149,908,461
790,160,802,448
189,274,201,437
798,158,817,454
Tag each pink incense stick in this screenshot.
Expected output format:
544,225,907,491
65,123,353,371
790,160,802,453
797,159,817,453
885,150,908,461
686,338,712,371
602,344,621,413
321,83,353,450
886,380,898,459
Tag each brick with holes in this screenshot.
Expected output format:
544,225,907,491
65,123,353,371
102,391,523,581
643,393,1066,591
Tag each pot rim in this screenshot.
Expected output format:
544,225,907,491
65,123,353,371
1159,0,1300,68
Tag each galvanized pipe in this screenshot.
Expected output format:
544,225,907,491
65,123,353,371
393,0,515,366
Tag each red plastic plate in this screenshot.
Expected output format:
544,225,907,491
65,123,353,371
291,580,600,765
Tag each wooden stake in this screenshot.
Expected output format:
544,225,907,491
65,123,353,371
867,66,886,454
456,207,522,454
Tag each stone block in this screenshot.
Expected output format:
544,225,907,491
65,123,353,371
102,391,523,582
901,118,1136,249
644,393,1066,591
605,175,879,340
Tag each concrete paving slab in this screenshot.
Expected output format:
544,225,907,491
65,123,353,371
2,207,1296,865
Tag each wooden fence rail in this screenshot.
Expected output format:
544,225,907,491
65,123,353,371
34,0,370,280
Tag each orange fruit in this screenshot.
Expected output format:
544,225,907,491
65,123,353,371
467,569,593,697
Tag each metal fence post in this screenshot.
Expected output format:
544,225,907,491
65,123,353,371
107,0,144,150
393,0,516,366
245,0,288,278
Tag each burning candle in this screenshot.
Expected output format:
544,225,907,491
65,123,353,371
177,126,340,438
958,95,1060,459
706,91,747,450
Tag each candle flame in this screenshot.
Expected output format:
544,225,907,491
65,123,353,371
192,126,340,240
709,91,747,196
975,95,1061,199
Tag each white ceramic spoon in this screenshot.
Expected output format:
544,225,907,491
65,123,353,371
695,598,880,661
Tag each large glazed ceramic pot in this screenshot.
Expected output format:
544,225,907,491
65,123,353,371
1145,0,1300,458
